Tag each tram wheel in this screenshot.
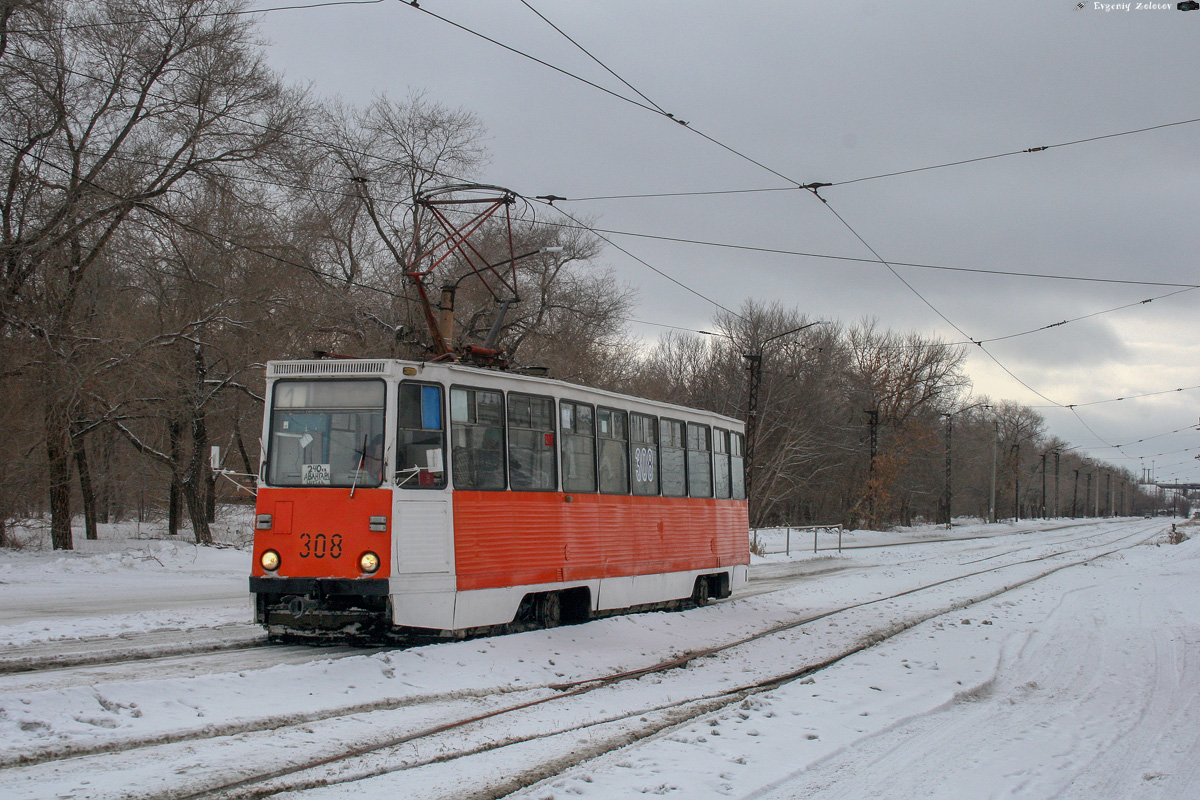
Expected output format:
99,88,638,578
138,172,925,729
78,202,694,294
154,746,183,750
535,592,561,628
692,576,711,607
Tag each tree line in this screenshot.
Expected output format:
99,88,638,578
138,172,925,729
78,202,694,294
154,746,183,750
0,0,1158,548
628,303,1160,529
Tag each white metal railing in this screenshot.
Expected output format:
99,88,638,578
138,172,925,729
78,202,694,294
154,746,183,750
756,524,845,555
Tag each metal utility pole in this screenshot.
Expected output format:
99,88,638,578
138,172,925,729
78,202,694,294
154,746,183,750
943,414,953,529
1011,443,1021,521
943,403,988,529
744,352,762,487
1054,451,1061,519
865,408,879,521
1041,452,1048,519
1086,472,1093,517
1072,469,1080,517
742,320,825,497
989,420,998,524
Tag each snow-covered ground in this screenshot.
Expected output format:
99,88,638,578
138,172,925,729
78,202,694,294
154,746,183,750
0,513,1194,799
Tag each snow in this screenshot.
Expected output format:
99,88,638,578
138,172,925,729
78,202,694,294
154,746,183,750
0,513,1195,799
0,514,253,645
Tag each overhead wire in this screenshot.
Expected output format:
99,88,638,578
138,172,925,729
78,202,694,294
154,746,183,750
506,2,1200,461
400,2,663,118
515,0,671,117
802,187,1067,407
40,128,1200,339
455,0,1200,421
544,117,1200,200
1110,422,1200,449
963,287,1198,346
14,0,1198,199
405,1,808,188
3,140,739,358
11,11,1193,333
536,201,744,321
1045,382,1200,410
831,115,1200,187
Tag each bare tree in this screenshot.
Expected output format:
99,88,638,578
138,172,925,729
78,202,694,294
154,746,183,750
0,0,305,548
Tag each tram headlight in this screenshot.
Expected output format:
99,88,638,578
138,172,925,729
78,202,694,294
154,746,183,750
359,551,380,574
260,549,281,572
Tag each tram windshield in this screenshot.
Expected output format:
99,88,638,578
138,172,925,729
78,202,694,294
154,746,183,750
266,379,386,488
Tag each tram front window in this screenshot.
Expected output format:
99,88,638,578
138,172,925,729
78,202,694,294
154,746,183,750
267,379,386,487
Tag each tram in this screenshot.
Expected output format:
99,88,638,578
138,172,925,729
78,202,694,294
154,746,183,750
249,358,750,639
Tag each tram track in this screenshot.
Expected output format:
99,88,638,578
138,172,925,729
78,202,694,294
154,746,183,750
0,625,269,677
142,521,1164,800
740,517,1133,598
0,641,379,697
758,517,1129,555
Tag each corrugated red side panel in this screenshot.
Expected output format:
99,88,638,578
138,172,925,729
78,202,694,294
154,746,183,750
252,487,392,579
452,491,749,591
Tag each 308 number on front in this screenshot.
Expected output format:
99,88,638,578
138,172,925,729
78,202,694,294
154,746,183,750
298,533,343,559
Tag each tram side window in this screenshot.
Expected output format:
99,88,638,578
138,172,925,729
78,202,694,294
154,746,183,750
561,401,597,493
630,412,659,496
713,428,732,499
660,418,687,498
450,387,506,491
598,408,630,494
687,423,713,498
397,382,446,489
508,393,557,491
731,431,747,500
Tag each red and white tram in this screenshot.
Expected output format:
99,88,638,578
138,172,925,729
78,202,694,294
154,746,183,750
249,358,750,638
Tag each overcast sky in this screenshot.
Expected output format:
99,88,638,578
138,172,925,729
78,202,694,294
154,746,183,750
255,0,1200,485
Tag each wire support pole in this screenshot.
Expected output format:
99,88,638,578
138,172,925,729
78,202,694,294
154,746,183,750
944,415,953,530
742,321,825,500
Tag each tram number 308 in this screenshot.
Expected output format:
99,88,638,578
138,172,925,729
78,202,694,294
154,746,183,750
299,533,343,559
634,447,656,483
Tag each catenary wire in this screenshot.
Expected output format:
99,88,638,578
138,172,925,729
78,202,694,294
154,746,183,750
516,0,671,117
1043,382,1200,410
400,2,663,118
807,189,1066,406
963,287,1198,346
537,201,744,321
404,1,808,188
524,217,1199,290
832,115,1200,187
501,0,1200,420
12,1,1198,200
23,130,1192,301
556,113,1200,200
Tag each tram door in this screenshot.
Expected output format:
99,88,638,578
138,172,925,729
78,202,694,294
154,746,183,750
392,382,453,576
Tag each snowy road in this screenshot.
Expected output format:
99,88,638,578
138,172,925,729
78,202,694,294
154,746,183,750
0,517,1194,799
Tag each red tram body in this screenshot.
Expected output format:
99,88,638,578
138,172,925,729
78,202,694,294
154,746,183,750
250,359,749,637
